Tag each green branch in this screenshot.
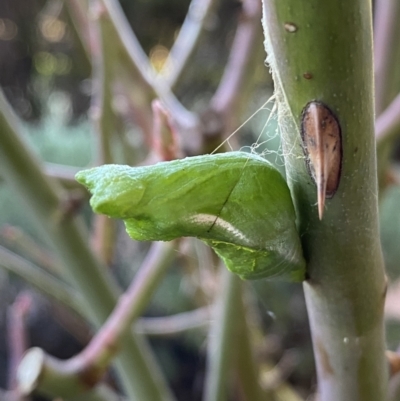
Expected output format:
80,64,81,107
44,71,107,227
203,270,241,401
262,1,387,400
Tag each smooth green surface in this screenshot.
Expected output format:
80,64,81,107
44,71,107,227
77,152,306,281
262,1,387,400
203,270,241,401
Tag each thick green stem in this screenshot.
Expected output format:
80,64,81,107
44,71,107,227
0,90,173,401
262,2,387,400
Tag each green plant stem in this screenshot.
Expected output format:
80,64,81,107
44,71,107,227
376,93,400,189
374,0,400,189
262,1,387,401
161,0,220,88
17,348,121,399
376,94,400,143
234,290,266,401
45,163,87,191
135,306,210,336
99,0,201,142
16,241,176,399
0,225,60,273
374,0,400,115
210,0,262,136
0,245,86,316
203,269,241,401
0,90,173,401
90,10,118,266
69,384,127,401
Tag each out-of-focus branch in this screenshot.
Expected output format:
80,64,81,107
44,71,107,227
234,288,267,401
0,89,175,401
150,100,182,161
376,91,400,189
135,306,210,336
17,349,125,401
0,245,86,316
203,269,242,401
374,0,400,115
0,226,59,274
64,0,92,59
17,241,176,399
89,3,118,266
260,350,299,391
99,0,202,152
69,384,127,401
209,0,262,136
45,163,87,191
376,93,400,144
161,0,220,88
0,389,24,401
7,293,31,393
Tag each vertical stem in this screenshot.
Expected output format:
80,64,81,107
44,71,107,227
374,0,400,115
89,3,118,265
262,1,387,400
234,291,266,401
161,0,220,88
203,270,241,401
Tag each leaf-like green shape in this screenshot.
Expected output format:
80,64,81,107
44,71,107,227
76,152,305,281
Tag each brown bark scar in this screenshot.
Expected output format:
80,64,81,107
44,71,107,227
301,101,342,219
316,337,334,377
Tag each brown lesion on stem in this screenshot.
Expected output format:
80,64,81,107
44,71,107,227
315,337,334,378
301,101,342,220
387,351,400,377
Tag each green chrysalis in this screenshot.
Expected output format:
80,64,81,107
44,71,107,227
76,152,305,281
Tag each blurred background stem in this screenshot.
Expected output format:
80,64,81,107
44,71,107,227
0,90,174,401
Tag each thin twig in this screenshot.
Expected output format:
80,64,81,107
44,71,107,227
374,0,400,115
64,0,92,59
89,2,117,265
0,226,59,274
17,350,126,401
7,293,32,392
161,0,220,88
0,245,86,316
150,100,182,161
45,162,86,190
375,93,400,143
135,306,211,336
101,0,198,135
210,0,262,134
16,241,176,398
